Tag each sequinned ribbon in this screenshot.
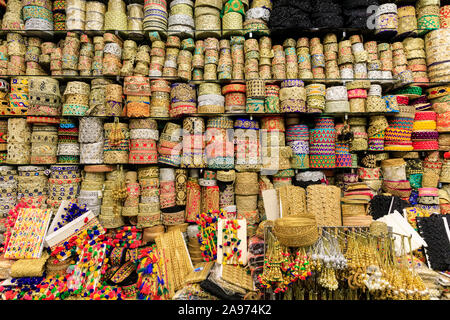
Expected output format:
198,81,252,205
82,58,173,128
221,0,245,17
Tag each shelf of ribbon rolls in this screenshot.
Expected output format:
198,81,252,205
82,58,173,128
0,0,449,302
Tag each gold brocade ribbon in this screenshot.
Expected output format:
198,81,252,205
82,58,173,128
221,0,245,17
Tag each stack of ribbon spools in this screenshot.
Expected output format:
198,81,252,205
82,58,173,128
0,166,17,217
412,111,439,151
78,169,105,215
7,118,31,165
143,0,168,36
384,95,414,151
17,165,48,208
29,117,58,165
150,79,170,117
286,124,309,169
122,171,140,218
158,122,182,167
57,118,80,164
128,119,159,164
182,117,206,168
47,165,81,210
124,76,151,118
137,166,160,228
194,0,222,39
22,0,53,32
79,117,104,164
168,0,194,38
280,80,306,113
170,83,196,117
309,117,336,169
234,118,260,171
205,116,234,169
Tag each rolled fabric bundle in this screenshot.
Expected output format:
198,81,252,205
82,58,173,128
177,49,193,81
412,111,438,151
231,35,245,80
397,5,417,37
279,80,306,113
425,29,450,82
56,118,79,164
103,34,123,74
219,183,235,209
309,117,335,169
168,0,194,38
205,116,234,169
104,84,123,116
47,165,81,209
325,85,349,113
138,168,161,226
384,111,414,151
2,0,24,30
16,165,48,208
23,2,54,32
0,121,8,156
350,124,368,152
440,5,450,28
158,122,182,167
159,168,176,209
30,124,58,164
381,158,407,181
26,77,61,116
181,116,206,168
200,185,219,213
88,79,112,116
287,124,309,169
9,77,29,116
170,82,196,117
416,1,440,36
143,0,168,37
149,79,170,117
222,83,246,114
375,3,398,37
7,118,31,165
85,1,106,30
195,0,221,39
422,151,442,188
264,84,280,113
235,172,259,195
129,138,158,164
61,32,80,74
0,166,18,217
78,171,105,215
198,91,225,114
127,3,144,35
66,0,86,30
104,0,127,30
62,81,90,116
243,0,269,36
367,85,387,112
234,118,260,171
185,170,201,222
80,141,103,164
306,83,326,113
